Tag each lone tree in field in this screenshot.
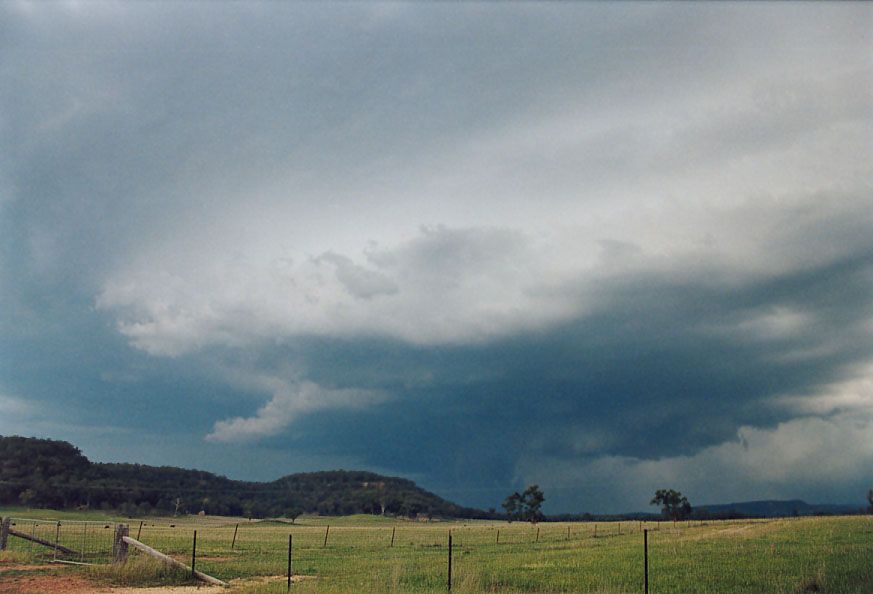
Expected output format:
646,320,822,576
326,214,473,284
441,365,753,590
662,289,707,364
502,492,522,523
502,485,545,524
651,489,692,520
521,484,545,523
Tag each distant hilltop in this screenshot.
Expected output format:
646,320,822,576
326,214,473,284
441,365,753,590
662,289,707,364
0,435,485,519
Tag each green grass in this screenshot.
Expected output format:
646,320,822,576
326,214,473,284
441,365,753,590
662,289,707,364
86,555,199,587
2,510,872,593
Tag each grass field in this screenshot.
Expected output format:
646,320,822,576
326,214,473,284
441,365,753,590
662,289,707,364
1,509,872,593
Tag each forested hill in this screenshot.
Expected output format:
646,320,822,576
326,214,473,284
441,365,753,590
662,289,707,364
0,435,485,519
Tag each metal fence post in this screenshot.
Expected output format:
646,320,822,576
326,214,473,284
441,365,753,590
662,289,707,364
447,531,453,591
191,530,197,578
287,533,293,592
644,528,649,594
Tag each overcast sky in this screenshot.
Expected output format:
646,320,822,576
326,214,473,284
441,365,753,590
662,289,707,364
1,1,871,513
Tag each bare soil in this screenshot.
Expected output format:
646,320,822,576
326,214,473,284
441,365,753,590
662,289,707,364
0,568,96,594
0,562,312,593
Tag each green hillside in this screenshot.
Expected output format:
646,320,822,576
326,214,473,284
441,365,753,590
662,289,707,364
0,435,484,519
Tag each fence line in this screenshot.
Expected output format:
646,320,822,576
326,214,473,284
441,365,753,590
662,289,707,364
1,514,865,593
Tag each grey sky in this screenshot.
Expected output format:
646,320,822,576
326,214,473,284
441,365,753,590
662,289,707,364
1,1,871,512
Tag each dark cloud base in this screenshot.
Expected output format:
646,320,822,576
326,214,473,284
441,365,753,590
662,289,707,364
251,247,872,508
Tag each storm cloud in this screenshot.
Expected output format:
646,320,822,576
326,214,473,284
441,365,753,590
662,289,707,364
1,1,871,512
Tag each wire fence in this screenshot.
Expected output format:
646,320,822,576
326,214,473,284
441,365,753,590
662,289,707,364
2,515,870,592
1,517,118,564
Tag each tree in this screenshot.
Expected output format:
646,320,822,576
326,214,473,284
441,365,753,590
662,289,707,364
284,506,304,523
521,485,545,524
502,485,545,524
650,489,692,520
502,492,522,523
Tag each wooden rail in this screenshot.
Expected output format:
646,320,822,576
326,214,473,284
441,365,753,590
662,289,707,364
121,536,227,587
8,528,77,556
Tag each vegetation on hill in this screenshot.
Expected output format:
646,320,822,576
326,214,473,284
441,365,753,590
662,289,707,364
0,435,484,519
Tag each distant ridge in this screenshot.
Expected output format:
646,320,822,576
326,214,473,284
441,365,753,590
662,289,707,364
2,436,864,520
0,435,487,519
696,499,862,518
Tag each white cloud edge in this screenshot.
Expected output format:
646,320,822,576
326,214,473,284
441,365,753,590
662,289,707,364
205,380,387,443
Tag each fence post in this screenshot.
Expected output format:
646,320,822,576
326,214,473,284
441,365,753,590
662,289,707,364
447,531,453,591
323,525,330,548
391,526,396,548
536,527,540,543
136,521,144,540
287,534,293,592
231,524,239,550
113,524,129,563
0,517,9,551
53,522,61,561
191,530,197,578
496,529,500,544
643,529,649,594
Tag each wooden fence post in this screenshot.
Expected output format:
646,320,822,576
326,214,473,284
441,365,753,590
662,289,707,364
0,517,9,551
113,524,129,563
231,524,239,550
390,526,396,548
53,522,61,561
323,525,330,548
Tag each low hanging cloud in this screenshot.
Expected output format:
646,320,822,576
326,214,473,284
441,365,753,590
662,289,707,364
206,380,386,443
